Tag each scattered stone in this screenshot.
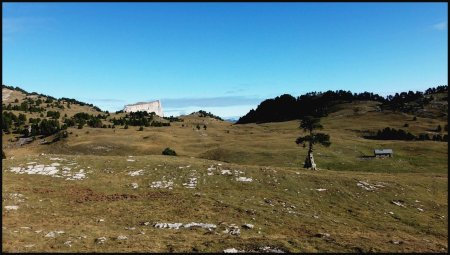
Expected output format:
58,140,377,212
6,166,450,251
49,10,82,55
95,237,107,244
315,232,330,238
234,170,244,176
357,181,378,191
182,177,198,189
150,180,174,189
390,240,403,245
20,227,31,229
391,200,406,208
35,230,43,233
315,188,327,192
24,244,35,248
10,163,86,180
388,212,394,215
236,177,252,182
64,241,72,247
184,222,217,230
258,246,285,253
224,248,240,253
154,222,216,230
117,235,128,241
130,183,139,189
221,170,232,175
128,170,144,176
5,205,19,210
126,159,135,162
154,223,183,229
97,219,105,223
417,208,424,212
65,170,86,181
242,223,254,229
228,225,240,236
125,227,136,230
45,232,57,238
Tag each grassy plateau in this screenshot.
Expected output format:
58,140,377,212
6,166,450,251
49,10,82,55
2,89,448,252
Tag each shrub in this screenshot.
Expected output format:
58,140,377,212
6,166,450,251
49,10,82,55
58,130,69,139
124,124,129,129
64,118,76,127
413,116,417,121
138,126,144,131
47,110,60,119
39,119,61,137
162,147,177,156
87,117,102,128
403,123,409,127
418,133,430,140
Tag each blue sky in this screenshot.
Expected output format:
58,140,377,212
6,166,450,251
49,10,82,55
2,3,448,118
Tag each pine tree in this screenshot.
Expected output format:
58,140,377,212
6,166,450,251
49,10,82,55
295,116,331,170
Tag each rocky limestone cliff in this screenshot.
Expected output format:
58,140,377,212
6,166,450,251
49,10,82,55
123,100,164,117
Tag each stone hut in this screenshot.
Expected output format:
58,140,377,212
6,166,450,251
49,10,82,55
374,149,393,158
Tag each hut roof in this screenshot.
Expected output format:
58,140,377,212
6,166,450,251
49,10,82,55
374,149,393,154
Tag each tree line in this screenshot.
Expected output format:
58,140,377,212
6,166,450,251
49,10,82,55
237,90,386,124
364,127,448,142
236,85,448,124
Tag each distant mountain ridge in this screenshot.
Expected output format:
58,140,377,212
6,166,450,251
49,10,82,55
236,86,448,124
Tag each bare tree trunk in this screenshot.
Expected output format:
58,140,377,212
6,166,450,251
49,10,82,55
303,142,317,170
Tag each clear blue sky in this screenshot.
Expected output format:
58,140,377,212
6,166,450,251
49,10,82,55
3,3,448,118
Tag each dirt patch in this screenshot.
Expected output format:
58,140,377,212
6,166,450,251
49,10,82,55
65,186,175,203
75,191,138,203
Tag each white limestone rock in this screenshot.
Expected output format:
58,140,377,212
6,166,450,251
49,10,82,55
123,100,164,117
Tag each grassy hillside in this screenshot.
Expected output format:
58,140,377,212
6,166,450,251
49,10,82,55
2,86,448,252
3,98,447,173
2,154,447,252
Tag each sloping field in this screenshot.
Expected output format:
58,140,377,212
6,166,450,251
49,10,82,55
2,154,447,252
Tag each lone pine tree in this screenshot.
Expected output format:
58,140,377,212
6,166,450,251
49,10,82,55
295,116,331,170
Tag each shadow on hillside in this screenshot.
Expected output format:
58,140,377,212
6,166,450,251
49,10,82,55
358,155,375,160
